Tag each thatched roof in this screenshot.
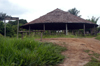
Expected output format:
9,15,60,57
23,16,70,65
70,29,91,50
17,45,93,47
21,8,98,30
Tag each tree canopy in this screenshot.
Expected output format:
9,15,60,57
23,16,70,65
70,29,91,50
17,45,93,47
87,16,99,24
0,12,11,21
68,8,81,17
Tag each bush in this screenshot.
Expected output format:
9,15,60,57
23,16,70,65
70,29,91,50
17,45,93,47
0,37,66,66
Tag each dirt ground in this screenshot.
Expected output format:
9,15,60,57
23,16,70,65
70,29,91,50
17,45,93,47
39,38,100,66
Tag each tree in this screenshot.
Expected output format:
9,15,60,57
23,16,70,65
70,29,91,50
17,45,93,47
8,19,27,26
68,8,81,17
0,12,11,21
0,21,4,35
87,16,99,24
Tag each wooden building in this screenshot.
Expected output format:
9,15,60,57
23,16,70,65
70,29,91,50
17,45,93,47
20,8,98,39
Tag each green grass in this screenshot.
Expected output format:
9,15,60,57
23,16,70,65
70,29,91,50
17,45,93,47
92,53,100,58
33,34,78,39
84,50,90,53
0,36,66,66
30,32,99,39
84,57,100,66
95,35,100,40
97,33,100,36
84,49,100,66
95,33,100,40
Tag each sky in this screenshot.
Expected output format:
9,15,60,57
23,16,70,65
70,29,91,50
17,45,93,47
0,0,100,25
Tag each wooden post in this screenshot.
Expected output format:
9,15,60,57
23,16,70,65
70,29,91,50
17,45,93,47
78,30,79,35
72,30,73,35
58,30,59,34
43,24,45,35
90,28,92,35
17,19,19,38
66,24,68,35
96,27,97,35
34,30,36,35
43,24,45,31
94,25,97,35
40,31,43,41
4,19,6,37
21,32,23,39
83,24,85,36
49,30,51,35
29,26,30,36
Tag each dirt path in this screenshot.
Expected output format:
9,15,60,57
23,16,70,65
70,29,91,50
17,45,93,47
40,38,100,66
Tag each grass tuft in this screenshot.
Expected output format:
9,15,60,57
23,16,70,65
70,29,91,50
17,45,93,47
0,37,66,66
84,50,90,53
84,57,100,66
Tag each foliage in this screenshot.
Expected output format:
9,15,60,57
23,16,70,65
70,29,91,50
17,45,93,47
8,19,27,26
87,16,99,24
0,37,66,66
68,8,81,17
0,19,27,37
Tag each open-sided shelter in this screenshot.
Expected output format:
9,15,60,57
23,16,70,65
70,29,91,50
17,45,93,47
20,8,98,36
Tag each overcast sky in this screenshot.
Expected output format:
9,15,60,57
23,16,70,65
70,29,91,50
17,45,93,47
0,0,100,25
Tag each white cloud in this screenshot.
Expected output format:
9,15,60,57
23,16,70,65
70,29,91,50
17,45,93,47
0,0,100,24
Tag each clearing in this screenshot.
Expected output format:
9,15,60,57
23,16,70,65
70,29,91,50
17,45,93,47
40,37,100,66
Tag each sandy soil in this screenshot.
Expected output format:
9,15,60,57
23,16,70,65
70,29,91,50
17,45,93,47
39,38,100,66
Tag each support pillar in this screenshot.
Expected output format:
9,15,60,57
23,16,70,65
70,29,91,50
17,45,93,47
94,25,97,35
43,24,45,35
29,26,30,36
83,24,85,36
72,30,73,35
17,19,19,38
49,30,51,35
4,19,6,37
66,24,68,35
40,31,43,41
43,24,45,31
78,30,79,35
58,30,59,34
21,32,23,39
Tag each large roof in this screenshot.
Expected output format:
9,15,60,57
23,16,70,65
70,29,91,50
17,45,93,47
25,8,95,25
21,8,98,30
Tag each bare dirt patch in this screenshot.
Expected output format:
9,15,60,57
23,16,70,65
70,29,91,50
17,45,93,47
39,38,100,66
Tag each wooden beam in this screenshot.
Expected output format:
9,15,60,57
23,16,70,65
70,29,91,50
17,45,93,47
40,32,43,41
72,30,73,35
43,24,45,31
4,17,19,20
29,26,30,36
21,32,23,39
66,24,68,35
19,30,45,33
94,25,97,35
83,24,85,36
17,19,19,38
4,19,6,37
